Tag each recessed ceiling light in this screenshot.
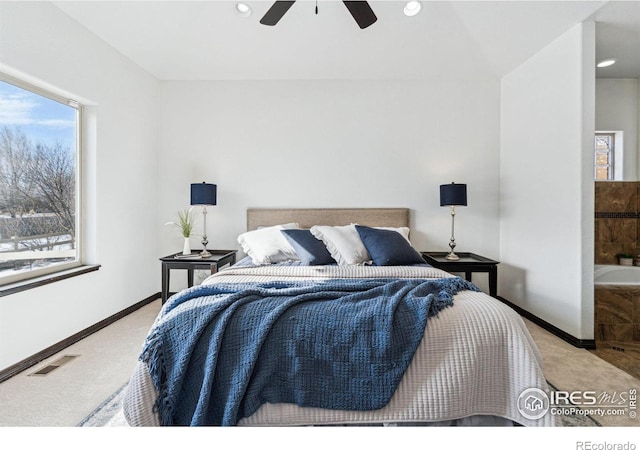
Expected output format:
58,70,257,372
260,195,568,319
235,3,252,17
404,1,422,17
597,59,616,68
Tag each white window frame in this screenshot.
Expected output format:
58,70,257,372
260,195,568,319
594,130,624,181
0,73,83,286
595,132,615,180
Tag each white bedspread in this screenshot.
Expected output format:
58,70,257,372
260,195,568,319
123,265,558,427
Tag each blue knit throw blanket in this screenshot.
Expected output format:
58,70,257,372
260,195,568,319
140,277,479,426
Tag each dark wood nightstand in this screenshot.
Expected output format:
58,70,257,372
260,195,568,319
160,250,237,304
421,252,499,297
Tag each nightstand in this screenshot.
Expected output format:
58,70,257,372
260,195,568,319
160,250,237,304
421,252,499,297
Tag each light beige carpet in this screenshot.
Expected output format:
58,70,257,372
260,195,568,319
0,300,162,427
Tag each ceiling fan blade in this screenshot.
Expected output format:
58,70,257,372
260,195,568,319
342,1,377,29
260,1,296,26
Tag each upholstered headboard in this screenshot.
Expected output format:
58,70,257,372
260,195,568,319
246,208,409,231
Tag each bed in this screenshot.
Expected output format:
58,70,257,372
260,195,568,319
123,208,557,427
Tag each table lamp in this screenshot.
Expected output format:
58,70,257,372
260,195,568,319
190,182,217,258
440,182,467,261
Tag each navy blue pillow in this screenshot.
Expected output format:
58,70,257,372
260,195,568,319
355,225,425,266
281,229,336,266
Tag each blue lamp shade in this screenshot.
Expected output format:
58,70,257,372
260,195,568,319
190,182,217,206
440,182,467,206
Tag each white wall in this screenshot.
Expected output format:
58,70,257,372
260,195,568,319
0,2,160,371
158,80,501,292
595,78,639,180
500,22,595,339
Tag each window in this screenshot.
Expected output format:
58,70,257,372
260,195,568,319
0,75,81,286
595,133,615,181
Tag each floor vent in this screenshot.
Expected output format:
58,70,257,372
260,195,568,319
29,354,80,376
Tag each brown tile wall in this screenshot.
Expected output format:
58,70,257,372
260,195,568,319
594,182,640,347
594,181,640,264
594,287,640,344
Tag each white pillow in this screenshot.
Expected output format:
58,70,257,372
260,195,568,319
310,224,370,266
237,223,300,265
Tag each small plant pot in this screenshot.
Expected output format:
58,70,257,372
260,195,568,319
619,257,633,266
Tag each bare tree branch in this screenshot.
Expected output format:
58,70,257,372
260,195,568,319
0,126,75,241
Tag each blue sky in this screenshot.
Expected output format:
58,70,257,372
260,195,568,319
0,80,77,150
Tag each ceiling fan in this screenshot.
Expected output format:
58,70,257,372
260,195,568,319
260,1,377,29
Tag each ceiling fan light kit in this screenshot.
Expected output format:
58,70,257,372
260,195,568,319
260,1,378,29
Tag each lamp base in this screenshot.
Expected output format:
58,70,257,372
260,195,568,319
199,249,212,258
446,207,460,261
445,252,460,261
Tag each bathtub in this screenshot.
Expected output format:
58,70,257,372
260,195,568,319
594,264,640,285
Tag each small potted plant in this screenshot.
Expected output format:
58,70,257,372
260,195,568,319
166,208,196,255
617,253,634,266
